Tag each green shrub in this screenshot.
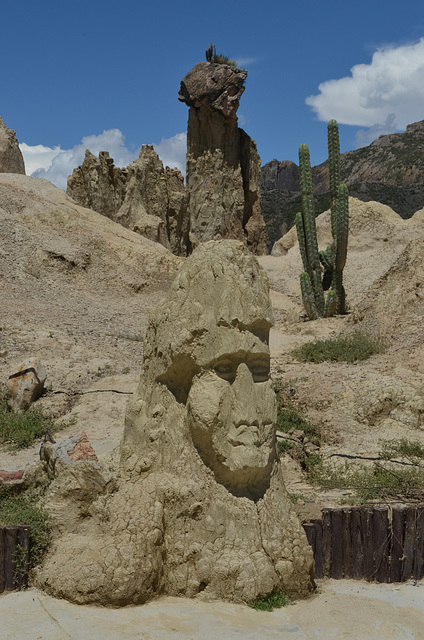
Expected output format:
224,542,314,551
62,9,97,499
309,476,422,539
0,390,70,450
249,591,292,611
205,43,237,66
305,439,424,503
0,488,51,570
292,330,386,363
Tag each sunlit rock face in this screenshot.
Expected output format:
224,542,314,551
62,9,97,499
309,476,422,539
179,63,267,254
0,117,25,174
36,241,314,605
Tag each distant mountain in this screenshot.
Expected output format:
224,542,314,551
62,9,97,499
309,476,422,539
261,120,424,249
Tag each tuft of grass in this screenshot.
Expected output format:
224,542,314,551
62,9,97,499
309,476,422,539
305,439,424,503
274,382,322,459
292,330,386,363
0,488,51,570
0,397,58,450
249,592,292,611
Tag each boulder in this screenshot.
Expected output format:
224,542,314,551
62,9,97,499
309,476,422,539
6,358,46,411
0,117,25,174
35,241,314,605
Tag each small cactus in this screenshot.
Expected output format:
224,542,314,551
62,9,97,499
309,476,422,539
296,120,349,318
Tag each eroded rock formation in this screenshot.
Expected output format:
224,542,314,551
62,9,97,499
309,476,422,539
35,240,313,605
179,62,267,254
67,146,189,255
0,117,25,174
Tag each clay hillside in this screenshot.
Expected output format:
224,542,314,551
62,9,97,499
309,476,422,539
261,120,424,248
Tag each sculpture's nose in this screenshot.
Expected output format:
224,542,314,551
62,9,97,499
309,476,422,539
233,362,254,386
231,363,260,427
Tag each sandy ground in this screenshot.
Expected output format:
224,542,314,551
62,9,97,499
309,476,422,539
1,580,423,640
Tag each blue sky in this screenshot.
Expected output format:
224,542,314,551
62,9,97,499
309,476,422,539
3,0,424,189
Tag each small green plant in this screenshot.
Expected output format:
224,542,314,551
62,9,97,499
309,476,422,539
305,438,424,503
121,367,130,375
296,120,349,319
205,43,237,66
0,392,59,450
0,488,51,571
292,331,386,363
249,591,292,611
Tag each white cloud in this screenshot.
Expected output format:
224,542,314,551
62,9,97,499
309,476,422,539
354,114,397,148
306,38,424,140
153,132,187,177
20,130,187,190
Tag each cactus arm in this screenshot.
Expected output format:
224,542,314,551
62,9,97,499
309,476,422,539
324,289,337,317
328,119,341,238
298,144,325,315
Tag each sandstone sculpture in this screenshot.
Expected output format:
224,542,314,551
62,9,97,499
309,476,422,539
0,117,25,174
179,62,267,254
35,240,313,605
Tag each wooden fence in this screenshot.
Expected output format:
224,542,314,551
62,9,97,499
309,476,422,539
0,525,30,593
303,506,424,582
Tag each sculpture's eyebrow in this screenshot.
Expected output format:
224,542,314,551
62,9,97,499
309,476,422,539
217,319,271,345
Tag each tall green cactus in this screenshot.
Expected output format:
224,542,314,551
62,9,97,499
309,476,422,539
296,120,349,319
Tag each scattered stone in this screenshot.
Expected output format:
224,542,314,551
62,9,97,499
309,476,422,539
0,117,25,174
6,358,47,411
0,470,24,482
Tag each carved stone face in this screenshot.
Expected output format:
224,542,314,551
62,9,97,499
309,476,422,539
186,332,277,497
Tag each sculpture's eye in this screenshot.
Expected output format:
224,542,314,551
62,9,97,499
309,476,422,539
249,361,270,382
213,361,234,381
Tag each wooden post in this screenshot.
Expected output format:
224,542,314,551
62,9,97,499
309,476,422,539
322,509,332,578
362,508,374,581
0,527,5,593
330,509,344,579
350,507,364,579
16,526,30,589
402,507,417,581
4,526,18,591
413,507,424,582
313,520,324,579
342,509,352,579
390,507,405,583
373,507,389,582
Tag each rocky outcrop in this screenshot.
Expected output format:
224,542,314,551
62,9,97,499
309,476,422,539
261,119,424,247
67,150,127,217
67,146,189,255
35,240,313,605
179,62,267,254
0,117,25,174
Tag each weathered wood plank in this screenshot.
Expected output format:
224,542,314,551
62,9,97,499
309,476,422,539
350,507,364,580
373,507,389,583
322,509,332,578
4,526,18,591
413,507,424,581
330,510,344,579
390,507,405,583
402,507,417,581
342,509,352,579
0,527,5,593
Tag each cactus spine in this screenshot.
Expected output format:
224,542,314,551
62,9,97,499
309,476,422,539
296,119,349,319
